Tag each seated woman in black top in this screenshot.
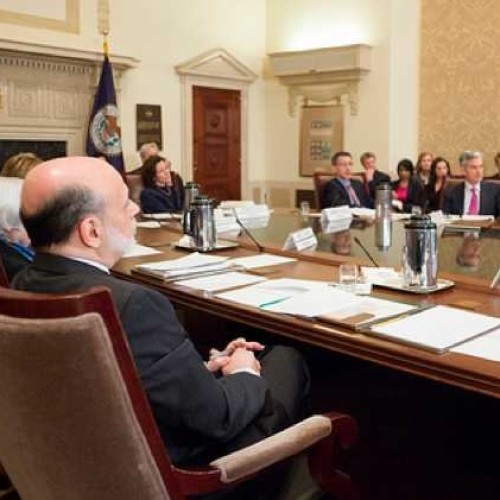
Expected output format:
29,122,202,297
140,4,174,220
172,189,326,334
140,155,184,213
421,157,451,212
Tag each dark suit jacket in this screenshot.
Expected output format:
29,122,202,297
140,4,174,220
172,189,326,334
365,170,391,200
323,178,374,209
140,173,184,213
12,253,268,465
0,239,32,283
442,181,500,216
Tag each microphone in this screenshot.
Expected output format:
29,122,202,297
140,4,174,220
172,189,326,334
353,236,379,267
232,209,264,253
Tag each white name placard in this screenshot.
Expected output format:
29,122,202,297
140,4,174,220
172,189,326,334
283,227,318,252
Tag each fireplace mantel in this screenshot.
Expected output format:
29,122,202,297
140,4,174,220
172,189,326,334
0,38,139,157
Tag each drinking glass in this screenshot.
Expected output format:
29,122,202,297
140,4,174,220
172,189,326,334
300,201,311,216
339,264,358,292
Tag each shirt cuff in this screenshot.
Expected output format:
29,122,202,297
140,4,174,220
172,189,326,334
228,368,261,377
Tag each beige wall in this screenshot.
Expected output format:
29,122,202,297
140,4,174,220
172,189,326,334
420,0,500,175
265,0,420,183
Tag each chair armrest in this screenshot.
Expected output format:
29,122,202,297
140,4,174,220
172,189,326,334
209,413,353,483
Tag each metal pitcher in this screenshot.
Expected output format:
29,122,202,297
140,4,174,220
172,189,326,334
182,182,200,234
402,215,438,288
186,195,216,250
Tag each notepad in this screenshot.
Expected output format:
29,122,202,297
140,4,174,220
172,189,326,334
216,278,330,308
263,288,417,328
230,254,297,270
366,306,500,353
175,272,266,292
451,328,500,362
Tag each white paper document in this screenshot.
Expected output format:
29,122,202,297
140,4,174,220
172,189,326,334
122,243,162,258
136,221,163,229
142,213,182,221
370,306,500,352
217,278,330,308
135,253,231,278
230,254,297,270
263,288,416,321
451,328,500,362
176,272,266,292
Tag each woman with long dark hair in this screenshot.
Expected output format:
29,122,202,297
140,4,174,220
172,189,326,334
140,155,184,213
421,157,451,212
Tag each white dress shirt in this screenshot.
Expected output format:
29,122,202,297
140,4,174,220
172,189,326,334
463,181,481,215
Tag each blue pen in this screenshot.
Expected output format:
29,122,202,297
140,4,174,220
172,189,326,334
259,297,288,309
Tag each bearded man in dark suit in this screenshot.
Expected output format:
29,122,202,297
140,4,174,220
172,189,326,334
12,157,309,472
442,150,500,217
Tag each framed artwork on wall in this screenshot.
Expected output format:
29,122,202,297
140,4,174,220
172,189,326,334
299,105,343,177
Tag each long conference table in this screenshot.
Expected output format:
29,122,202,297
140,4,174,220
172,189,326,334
112,210,500,400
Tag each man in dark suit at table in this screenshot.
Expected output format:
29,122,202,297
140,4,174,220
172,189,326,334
12,157,309,474
360,152,391,200
442,150,500,217
323,151,374,208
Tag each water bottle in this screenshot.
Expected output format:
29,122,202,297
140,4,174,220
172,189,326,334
375,183,392,249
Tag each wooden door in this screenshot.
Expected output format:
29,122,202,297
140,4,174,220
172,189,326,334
193,86,241,202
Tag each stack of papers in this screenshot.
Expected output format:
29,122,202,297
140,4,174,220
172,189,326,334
176,272,266,292
368,306,500,353
135,253,232,280
122,242,163,258
214,209,241,234
262,287,415,322
230,254,296,270
217,278,330,308
142,213,182,221
361,267,401,285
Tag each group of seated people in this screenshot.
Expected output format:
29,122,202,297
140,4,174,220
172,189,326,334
322,150,500,217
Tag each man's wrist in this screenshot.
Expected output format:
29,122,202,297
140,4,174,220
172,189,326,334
226,367,260,377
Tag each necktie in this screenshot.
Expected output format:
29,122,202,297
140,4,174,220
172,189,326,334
346,183,361,207
468,187,478,215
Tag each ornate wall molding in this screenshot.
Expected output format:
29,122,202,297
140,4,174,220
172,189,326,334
268,44,371,117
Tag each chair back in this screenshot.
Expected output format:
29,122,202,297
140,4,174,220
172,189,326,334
0,254,8,287
313,171,335,209
0,287,184,500
124,173,144,205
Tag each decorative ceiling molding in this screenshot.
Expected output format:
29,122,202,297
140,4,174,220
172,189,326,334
0,38,139,71
268,44,371,116
175,48,257,83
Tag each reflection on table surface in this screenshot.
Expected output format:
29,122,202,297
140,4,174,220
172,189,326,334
241,211,500,285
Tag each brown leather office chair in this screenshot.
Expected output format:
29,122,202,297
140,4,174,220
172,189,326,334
313,171,336,209
124,173,144,205
0,286,359,500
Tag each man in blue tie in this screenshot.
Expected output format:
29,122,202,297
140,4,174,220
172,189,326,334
323,151,374,208
442,151,500,216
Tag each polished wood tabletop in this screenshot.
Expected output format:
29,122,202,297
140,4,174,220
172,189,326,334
113,215,500,399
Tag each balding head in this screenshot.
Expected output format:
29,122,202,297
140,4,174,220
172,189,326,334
22,157,139,267
22,156,121,216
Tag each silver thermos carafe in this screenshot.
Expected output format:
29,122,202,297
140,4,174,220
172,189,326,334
182,182,200,235
186,195,216,250
402,215,438,288
375,183,392,250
